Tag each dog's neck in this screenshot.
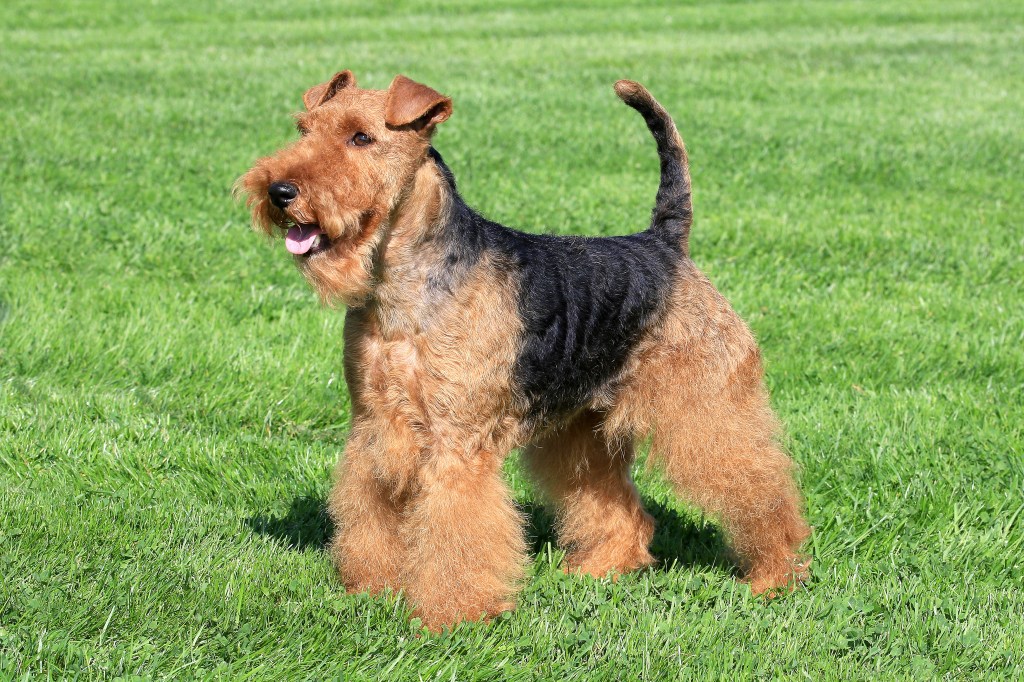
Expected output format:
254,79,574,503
369,149,482,337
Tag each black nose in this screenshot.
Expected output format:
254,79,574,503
268,181,299,209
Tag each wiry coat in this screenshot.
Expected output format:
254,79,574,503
239,73,810,631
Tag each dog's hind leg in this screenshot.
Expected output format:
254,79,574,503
625,355,810,593
610,287,811,593
523,410,655,577
654,380,809,593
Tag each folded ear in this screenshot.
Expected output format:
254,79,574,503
384,75,452,134
303,70,356,110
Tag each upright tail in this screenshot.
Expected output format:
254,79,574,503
614,80,693,254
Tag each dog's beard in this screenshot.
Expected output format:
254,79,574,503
295,209,386,307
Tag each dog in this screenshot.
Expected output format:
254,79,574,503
238,71,810,631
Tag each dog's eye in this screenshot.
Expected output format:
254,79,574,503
350,132,373,147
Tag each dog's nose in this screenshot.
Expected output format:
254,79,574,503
268,181,299,209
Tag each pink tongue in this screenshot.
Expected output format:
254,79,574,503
285,225,324,255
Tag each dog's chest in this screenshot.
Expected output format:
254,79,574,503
351,310,525,456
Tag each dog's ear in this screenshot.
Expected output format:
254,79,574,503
384,75,452,134
303,70,356,110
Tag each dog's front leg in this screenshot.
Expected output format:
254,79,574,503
327,422,410,596
399,447,526,631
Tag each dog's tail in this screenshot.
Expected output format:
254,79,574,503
614,80,693,254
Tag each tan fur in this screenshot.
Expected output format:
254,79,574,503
239,73,810,631
236,85,438,307
603,263,811,592
328,261,528,629
523,410,655,577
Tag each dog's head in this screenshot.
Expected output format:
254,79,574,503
237,71,452,305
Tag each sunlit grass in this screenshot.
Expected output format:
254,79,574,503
1,0,1022,678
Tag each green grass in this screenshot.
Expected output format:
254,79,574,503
2,0,1022,678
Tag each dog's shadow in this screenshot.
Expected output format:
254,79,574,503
246,495,734,574
247,495,333,552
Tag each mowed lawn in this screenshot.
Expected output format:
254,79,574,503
2,0,1022,678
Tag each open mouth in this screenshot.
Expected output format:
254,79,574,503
284,224,331,257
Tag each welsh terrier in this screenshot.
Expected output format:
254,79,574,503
238,71,810,631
